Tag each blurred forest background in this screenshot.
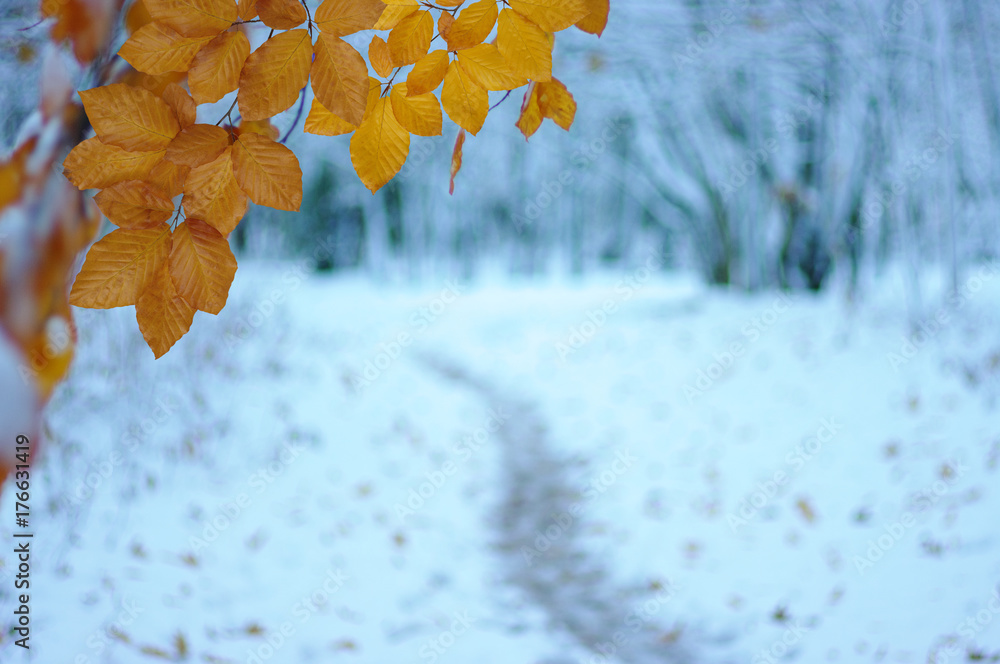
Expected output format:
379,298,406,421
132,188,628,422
4,0,996,302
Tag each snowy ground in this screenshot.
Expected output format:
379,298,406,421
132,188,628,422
2,260,1000,664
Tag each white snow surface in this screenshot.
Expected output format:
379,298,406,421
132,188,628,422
1,262,999,664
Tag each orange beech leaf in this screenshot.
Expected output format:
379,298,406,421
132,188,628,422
257,0,307,30
168,219,237,314
304,98,358,136
117,23,213,75
238,29,311,121
144,0,236,38
93,180,175,228
80,83,180,151
449,128,465,195
444,0,498,51
457,43,528,91
231,132,303,211
182,147,247,235
387,10,432,66
508,0,588,32
315,0,386,36
69,223,172,308
350,80,409,193
497,8,551,82
165,124,232,168
369,36,394,78
373,0,418,30
188,30,251,104
536,77,576,129
311,33,369,127
406,50,449,96
162,83,197,129
575,0,609,35
389,83,442,137
516,82,542,138
135,263,196,358
64,138,165,190
441,60,488,135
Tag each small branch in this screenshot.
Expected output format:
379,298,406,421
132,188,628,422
489,89,513,111
281,88,308,143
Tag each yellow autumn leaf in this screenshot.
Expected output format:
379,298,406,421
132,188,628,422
508,0,588,32
69,223,172,308
389,82,442,136
315,0,386,36
444,0,498,51
311,33,369,127
438,11,455,41
387,9,432,67
369,35,394,78
182,147,247,235
374,0,418,30
93,180,175,228
126,0,154,34
238,0,258,20
257,0,307,29
238,29,311,121
441,60,488,135
135,263,196,358
515,84,542,139
456,43,528,91
147,158,190,198
64,137,165,190
162,83,196,129
117,23,212,75
406,49,449,96
188,29,250,104
168,219,237,314
350,92,409,193
144,0,236,38
575,0,609,36
165,124,232,168
80,83,180,151
449,128,464,194
304,98,357,136
231,132,303,211
536,77,575,129
496,8,551,82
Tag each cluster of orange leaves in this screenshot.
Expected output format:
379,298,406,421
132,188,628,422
62,0,608,358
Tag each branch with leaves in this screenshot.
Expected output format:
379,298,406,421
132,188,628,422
61,0,608,357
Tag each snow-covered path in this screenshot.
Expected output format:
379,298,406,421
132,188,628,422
2,262,1000,663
